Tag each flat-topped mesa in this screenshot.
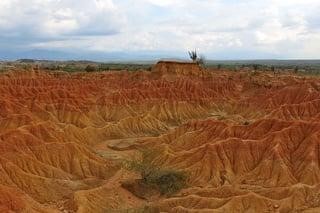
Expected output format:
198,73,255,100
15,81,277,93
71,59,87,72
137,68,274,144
152,60,202,75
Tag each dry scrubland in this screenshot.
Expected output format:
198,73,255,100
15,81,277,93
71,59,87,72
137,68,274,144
0,61,320,212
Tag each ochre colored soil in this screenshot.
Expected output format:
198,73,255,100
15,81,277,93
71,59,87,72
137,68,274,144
0,62,320,212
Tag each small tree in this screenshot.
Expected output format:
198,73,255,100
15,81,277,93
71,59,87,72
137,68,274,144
188,50,198,62
294,66,299,73
271,66,275,72
253,64,258,71
85,65,96,72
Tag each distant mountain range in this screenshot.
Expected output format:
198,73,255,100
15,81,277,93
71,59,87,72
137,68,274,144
0,49,319,63
0,49,185,62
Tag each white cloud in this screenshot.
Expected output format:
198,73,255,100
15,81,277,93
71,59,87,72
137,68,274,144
0,0,125,38
144,0,178,7
0,0,320,59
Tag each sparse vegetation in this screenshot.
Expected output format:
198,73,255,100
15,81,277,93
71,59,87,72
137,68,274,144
188,50,206,66
188,50,198,62
197,55,206,66
271,66,275,72
123,149,187,196
107,206,160,213
1,59,319,76
243,120,250,125
85,64,97,72
0,65,11,72
62,63,83,72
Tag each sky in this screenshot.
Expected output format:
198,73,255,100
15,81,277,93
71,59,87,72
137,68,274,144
0,0,320,60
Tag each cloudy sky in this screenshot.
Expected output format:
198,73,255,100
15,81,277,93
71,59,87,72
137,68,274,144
0,0,319,60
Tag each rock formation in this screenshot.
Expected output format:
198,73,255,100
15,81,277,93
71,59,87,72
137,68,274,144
0,62,319,212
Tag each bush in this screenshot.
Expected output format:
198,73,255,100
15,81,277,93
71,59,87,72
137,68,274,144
271,66,275,72
144,169,187,195
114,205,160,213
123,149,187,196
197,55,206,66
243,120,250,125
85,65,97,72
188,50,206,66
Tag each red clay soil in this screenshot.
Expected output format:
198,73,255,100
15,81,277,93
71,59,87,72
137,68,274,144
0,62,320,212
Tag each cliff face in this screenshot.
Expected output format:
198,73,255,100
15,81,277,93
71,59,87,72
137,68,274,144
152,61,202,76
0,65,320,212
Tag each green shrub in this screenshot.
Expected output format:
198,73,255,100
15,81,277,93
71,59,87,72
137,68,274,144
123,149,187,196
107,206,159,213
143,169,187,195
85,65,97,72
198,55,206,66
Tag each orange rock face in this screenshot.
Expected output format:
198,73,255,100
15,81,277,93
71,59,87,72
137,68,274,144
0,62,320,212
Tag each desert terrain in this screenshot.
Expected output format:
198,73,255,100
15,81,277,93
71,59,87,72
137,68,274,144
0,61,320,212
